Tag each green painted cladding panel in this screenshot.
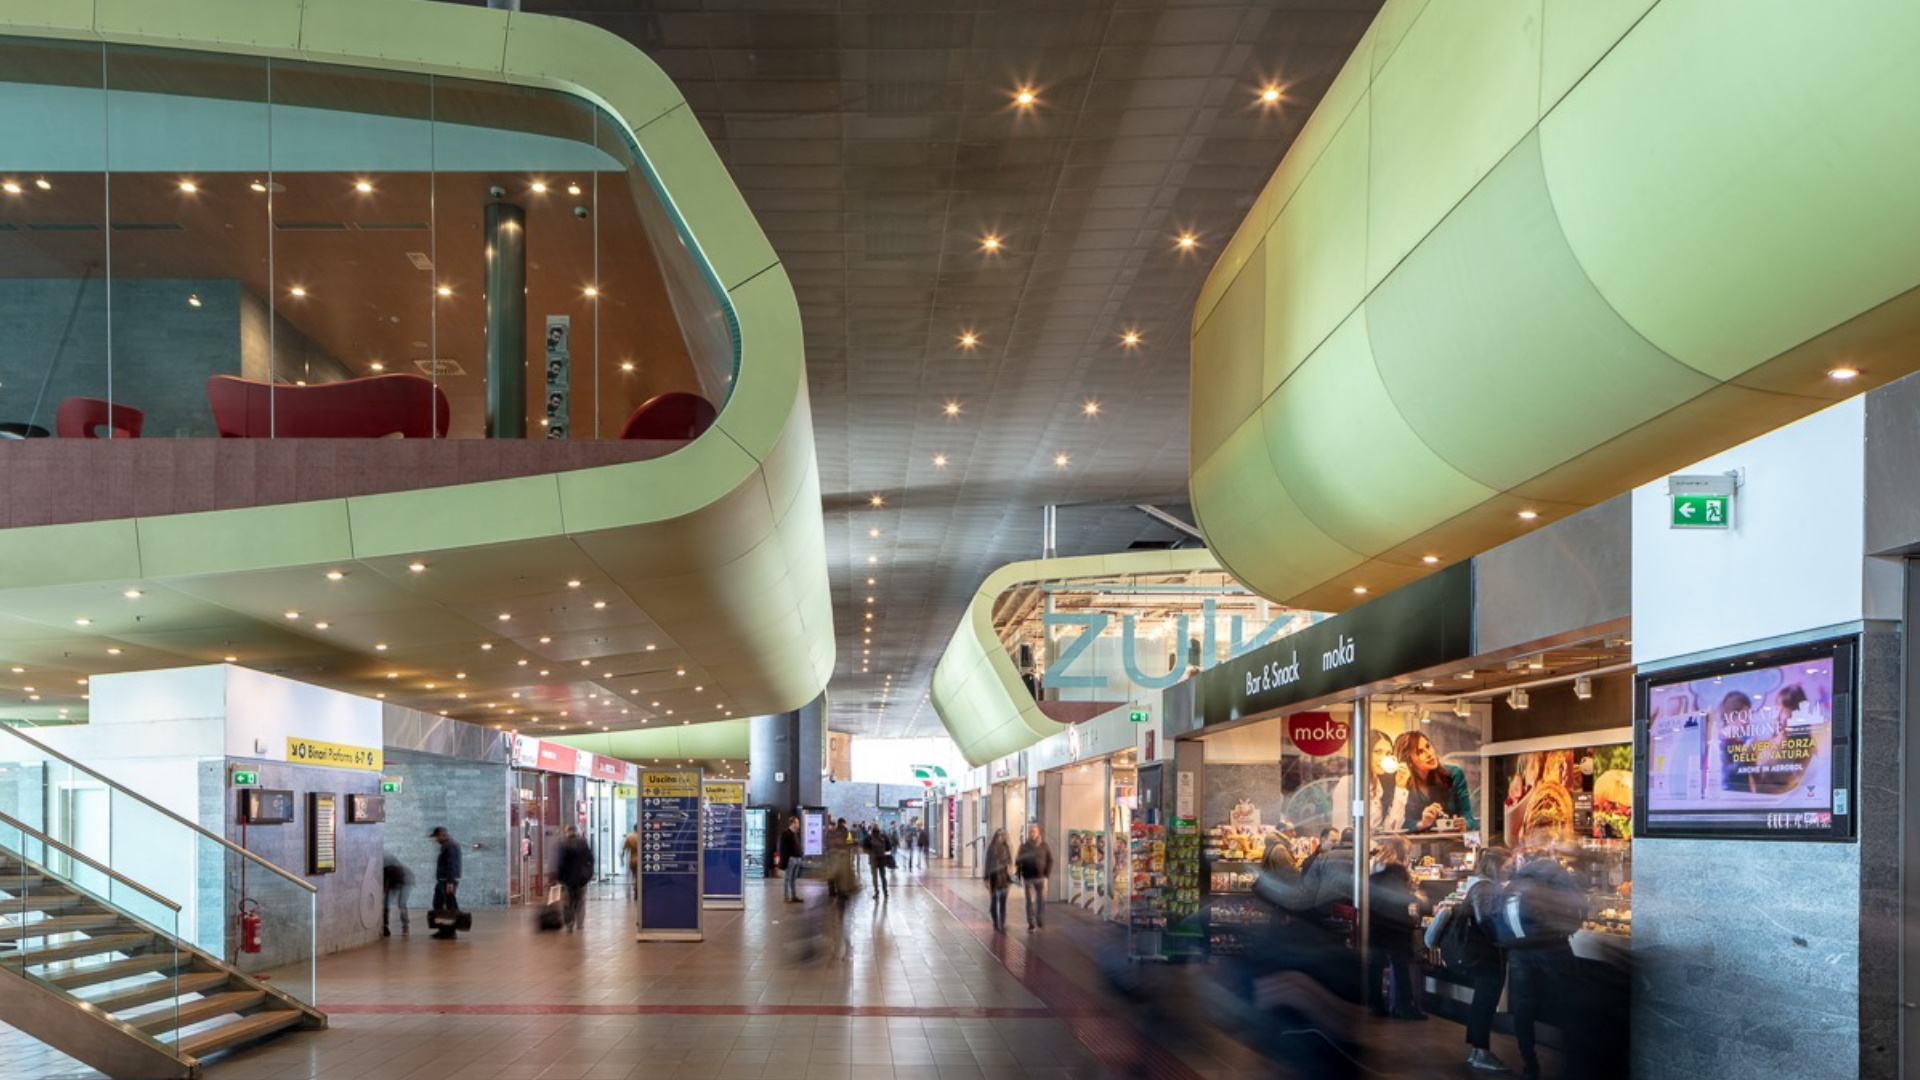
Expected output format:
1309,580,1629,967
296,0,510,75
138,502,353,578
1366,133,1717,491
716,264,805,467
1541,0,1920,379
1365,0,1431,77
97,0,301,49
1261,102,1369,397
1189,246,1266,466
635,106,780,295
1364,0,1542,289
0,521,142,590
1264,313,1494,556
348,475,565,559
1192,422,1362,599
500,13,682,129
1538,0,1656,111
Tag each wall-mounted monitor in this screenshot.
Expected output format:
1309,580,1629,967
308,793,338,875
237,788,295,825
1636,636,1856,842
347,794,386,824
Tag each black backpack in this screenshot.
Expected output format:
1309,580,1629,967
1436,883,1498,973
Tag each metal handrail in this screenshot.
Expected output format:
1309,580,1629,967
0,725,316,895
0,807,182,913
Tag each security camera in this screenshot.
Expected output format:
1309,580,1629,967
487,185,506,199
573,205,590,220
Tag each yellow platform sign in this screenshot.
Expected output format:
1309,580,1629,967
642,771,699,798
286,737,382,772
704,781,745,804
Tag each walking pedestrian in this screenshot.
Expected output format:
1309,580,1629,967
1368,836,1426,1019
1501,832,1587,1080
778,814,804,902
428,826,462,940
1015,824,1053,931
866,823,893,900
622,822,640,901
917,818,931,867
1427,848,1512,1071
556,824,593,932
984,828,1013,931
382,854,411,937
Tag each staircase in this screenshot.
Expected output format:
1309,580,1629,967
0,807,325,1079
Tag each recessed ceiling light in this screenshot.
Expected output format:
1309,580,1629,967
567,183,582,196
369,361,385,372
186,293,202,308
646,644,656,651
315,621,330,630
375,643,388,651
1259,85,1282,104
958,332,978,349
224,655,237,663
284,611,301,620
387,672,398,680
566,579,582,589
620,360,635,372
178,180,198,194
326,570,345,581
676,668,687,677
481,643,494,651
1082,400,1100,417
8,668,20,674
0,180,20,195
1053,453,1070,467
1176,233,1198,251
249,180,267,193
107,648,121,656
1517,509,1539,521
1352,586,1368,595
539,669,549,676
288,286,307,298
868,528,881,539
531,181,549,194
407,561,427,572
354,180,373,193
1828,366,1860,381
74,618,91,626
1120,330,1142,347
1013,88,1036,107
980,235,1002,253
869,494,885,507
932,454,948,468
584,286,599,298
437,285,453,297
497,613,511,621
592,600,607,609
123,588,142,599
1422,555,1440,565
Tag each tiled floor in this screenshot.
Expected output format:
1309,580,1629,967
1,863,1551,1079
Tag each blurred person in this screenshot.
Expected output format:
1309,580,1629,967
1300,826,1341,877
382,853,411,937
865,823,893,900
984,828,1013,931
621,822,639,901
555,824,593,932
824,822,860,959
778,814,804,902
1367,836,1425,1019
918,819,931,866
1016,824,1054,931
427,826,462,940
1501,831,1586,1080
1427,847,1513,1071
1262,825,1300,880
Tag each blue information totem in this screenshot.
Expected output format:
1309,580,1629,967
702,781,745,910
637,768,704,941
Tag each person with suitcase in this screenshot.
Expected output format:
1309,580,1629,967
556,825,594,931
428,826,464,940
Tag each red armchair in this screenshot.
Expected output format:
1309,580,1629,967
56,397,144,439
207,374,450,438
619,392,717,441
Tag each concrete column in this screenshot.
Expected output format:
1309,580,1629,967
747,694,824,816
483,202,526,439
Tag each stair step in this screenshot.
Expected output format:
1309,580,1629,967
0,893,87,915
83,969,231,1013
174,1007,305,1061
0,875,50,893
3,932,154,968
40,950,179,989
129,990,268,1037
0,912,125,941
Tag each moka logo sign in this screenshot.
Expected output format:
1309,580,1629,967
1322,634,1356,672
1041,599,1292,693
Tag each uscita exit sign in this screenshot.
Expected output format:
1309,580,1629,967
231,770,259,786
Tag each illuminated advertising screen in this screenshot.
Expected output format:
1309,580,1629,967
1636,637,1855,841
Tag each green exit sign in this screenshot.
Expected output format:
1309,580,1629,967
381,779,402,795
231,770,259,786
1129,709,1149,723
1671,493,1730,529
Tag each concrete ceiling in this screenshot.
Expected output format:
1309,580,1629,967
485,0,1385,737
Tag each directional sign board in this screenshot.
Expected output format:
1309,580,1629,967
637,768,703,941
1667,472,1739,530
701,781,745,910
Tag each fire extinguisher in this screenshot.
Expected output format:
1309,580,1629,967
238,898,263,954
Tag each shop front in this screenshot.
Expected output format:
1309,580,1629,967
508,736,638,902
1029,703,1149,923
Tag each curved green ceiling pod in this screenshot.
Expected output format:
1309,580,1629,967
551,720,749,763
1193,0,1920,611
931,549,1221,767
0,0,833,718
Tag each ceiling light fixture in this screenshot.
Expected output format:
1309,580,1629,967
1053,453,1070,467
958,331,978,349
1352,586,1368,595
408,561,427,572
0,180,20,195
869,494,884,507
531,181,549,194
1828,366,1860,381
584,286,599,298
497,613,511,622
1175,233,1198,251
437,285,453,297
375,643,388,651
1422,555,1440,565
567,183,582,196
481,643,493,651
224,655,237,663
980,235,1002,253
369,361,385,372
354,180,373,193
619,360,635,372
249,180,267,193
1573,675,1593,701
283,611,300,620
326,570,345,581
1508,688,1530,711
74,618,91,627
123,589,142,599
933,454,948,468
1082,400,1101,417
1259,85,1282,104
178,180,198,194
1120,330,1142,347
1013,88,1037,107
315,622,330,630
107,648,121,656
567,579,582,589
1517,509,1539,521
187,293,202,308
288,286,307,298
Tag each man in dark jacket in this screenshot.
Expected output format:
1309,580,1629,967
777,815,804,902
429,826,462,939
865,823,892,899
382,854,412,937
1016,824,1054,931
556,825,594,932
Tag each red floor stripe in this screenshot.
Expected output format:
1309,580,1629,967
321,1003,1055,1018
920,879,1207,1080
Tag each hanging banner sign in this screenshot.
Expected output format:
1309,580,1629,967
701,781,746,910
637,769,703,941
